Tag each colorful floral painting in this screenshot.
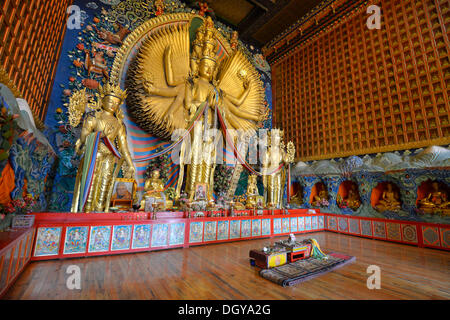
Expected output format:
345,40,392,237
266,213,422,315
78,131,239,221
169,223,185,246
282,218,290,233
132,224,151,249
262,219,271,236
34,227,62,257
63,226,88,255
88,226,111,253
189,222,203,243
311,216,318,230
290,217,298,232
111,225,132,251
204,221,217,242
151,224,168,247
241,220,251,238
298,217,305,231
304,216,311,230
273,218,282,234
217,221,229,240
230,220,241,239
252,219,261,237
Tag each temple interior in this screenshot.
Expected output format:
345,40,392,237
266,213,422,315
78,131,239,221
0,0,449,302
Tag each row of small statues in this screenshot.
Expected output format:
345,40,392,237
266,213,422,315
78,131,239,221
286,181,449,215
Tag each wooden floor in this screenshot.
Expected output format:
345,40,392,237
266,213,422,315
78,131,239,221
3,232,450,299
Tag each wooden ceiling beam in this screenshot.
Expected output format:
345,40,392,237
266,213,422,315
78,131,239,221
237,0,291,44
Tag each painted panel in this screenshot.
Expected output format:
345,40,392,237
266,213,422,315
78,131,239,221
311,216,318,230
318,216,324,229
328,216,337,230
189,222,203,243
373,221,386,238
168,223,185,246
422,226,440,246
348,219,360,234
386,223,401,241
230,220,241,239
282,218,290,233
304,216,311,231
63,226,88,255
440,228,449,248
338,217,348,232
252,219,261,237
151,224,169,247
273,218,282,234
298,217,305,231
217,221,229,240
111,225,132,251
88,226,111,253
262,219,271,236
204,221,217,242
34,227,62,257
132,224,151,249
290,217,298,232
401,224,417,244
241,220,251,238
360,220,372,237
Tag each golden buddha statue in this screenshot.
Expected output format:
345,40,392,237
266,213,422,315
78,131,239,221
312,184,329,207
246,174,259,209
262,130,295,209
290,189,303,206
418,182,450,215
375,182,401,212
70,83,135,213
140,170,167,210
344,184,361,210
125,16,266,202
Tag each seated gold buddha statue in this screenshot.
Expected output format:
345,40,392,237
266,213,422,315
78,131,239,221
312,184,329,207
290,189,303,206
344,184,361,210
246,175,259,209
375,183,401,212
418,182,450,214
140,170,167,210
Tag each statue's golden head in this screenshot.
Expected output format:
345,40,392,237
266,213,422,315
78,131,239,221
98,82,127,113
198,58,217,80
151,170,161,179
193,17,219,81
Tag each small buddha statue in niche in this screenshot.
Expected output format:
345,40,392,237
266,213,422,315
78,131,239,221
246,175,259,209
418,182,450,214
312,184,329,207
290,189,303,206
344,184,361,210
375,182,401,212
140,170,166,210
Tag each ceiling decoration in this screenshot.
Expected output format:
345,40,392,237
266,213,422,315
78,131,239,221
187,0,324,47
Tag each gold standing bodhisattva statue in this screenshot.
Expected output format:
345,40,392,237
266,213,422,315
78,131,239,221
70,83,135,213
262,129,295,209
125,16,266,202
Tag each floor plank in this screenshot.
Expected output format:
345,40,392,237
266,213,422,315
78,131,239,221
3,232,450,300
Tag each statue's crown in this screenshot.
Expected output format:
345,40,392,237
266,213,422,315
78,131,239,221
198,16,218,64
98,82,127,101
